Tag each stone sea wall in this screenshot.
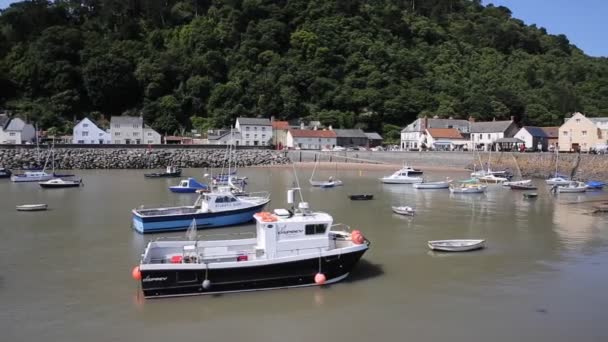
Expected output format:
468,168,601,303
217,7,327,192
0,148,290,169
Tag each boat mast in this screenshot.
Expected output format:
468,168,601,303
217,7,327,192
310,156,318,182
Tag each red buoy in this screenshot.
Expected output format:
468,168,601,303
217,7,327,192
352,233,365,245
131,266,142,280
314,273,326,285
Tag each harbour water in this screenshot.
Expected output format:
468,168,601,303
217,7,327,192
1,168,608,341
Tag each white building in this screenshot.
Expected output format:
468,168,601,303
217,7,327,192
513,126,554,151
286,129,337,150
110,116,161,144
235,117,272,146
401,117,470,150
72,118,110,144
424,128,468,151
470,119,519,151
207,130,242,145
0,116,36,144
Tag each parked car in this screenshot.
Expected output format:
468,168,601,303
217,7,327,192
332,146,346,151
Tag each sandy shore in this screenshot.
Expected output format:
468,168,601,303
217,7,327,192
254,162,468,172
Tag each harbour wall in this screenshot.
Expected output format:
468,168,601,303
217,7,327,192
0,148,290,169
286,150,608,180
1,147,607,180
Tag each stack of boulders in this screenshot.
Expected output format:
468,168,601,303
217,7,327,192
0,148,291,169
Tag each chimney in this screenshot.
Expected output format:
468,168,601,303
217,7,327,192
328,125,333,130
492,117,496,121
448,116,453,120
433,115,439,119
300,122,305,130
423,116,428,130
271,116,275,122
313,125,318,130
468,116,475,122
510,116,514,121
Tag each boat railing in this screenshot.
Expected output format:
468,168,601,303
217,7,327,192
244,191,270,200
330,223,353,232
153,231,256,242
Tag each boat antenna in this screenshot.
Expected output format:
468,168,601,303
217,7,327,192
291,162,304,203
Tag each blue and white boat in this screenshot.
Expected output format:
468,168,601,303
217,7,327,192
169,177,209,193
586,180,605,190
132,186,270,233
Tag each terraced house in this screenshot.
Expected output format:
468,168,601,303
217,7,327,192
558,112,608,152
110,116,161,144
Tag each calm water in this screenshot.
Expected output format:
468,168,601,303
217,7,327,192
1,168,608,341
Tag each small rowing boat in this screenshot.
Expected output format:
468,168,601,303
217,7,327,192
427,239,485,252
391,206,415,216
16,204,48,211
349,194,374,201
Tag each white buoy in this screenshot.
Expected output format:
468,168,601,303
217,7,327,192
202,279,211,289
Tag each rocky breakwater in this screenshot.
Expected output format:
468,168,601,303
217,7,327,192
0,148,291,169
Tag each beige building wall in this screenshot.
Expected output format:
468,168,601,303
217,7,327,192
558,112,600,152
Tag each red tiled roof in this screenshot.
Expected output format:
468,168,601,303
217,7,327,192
288,129,336,138
426,128,463,139
272,121,290,129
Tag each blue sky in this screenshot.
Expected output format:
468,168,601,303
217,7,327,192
0,0,606,57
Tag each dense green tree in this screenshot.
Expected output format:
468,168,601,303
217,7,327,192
1,0,608,134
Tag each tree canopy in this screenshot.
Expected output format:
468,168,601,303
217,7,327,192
1,0,607,135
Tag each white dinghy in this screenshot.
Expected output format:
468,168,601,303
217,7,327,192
555,181,588,193
427,239,485,252
413,179,451,189
16,204,48,211
391,206,415,216
502,179,532,187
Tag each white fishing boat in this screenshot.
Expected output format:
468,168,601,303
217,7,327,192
428,239,485,252
391,206,415,216
380,167,423,184
555,181,587,193
449,184,487,194
502,179,532,187
546,176,571,186
477,174,509,184
16,204,48,211
413,179,451,189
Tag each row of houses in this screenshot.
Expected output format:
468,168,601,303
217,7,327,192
72,116,162,144
400,116,560,152
0,114,36,144
207,117,383,150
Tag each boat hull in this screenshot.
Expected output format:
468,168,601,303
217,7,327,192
39,182,81,188
380,178,423,184
413,182,450,189
145,171,182,178
169,187,200,193
132,202,268,233
140,248,367,298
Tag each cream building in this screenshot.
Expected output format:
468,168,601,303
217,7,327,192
558,112,608,152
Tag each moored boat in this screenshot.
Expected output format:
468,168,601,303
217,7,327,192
380,167,423,184
349,194,373,201
449,184,487,194
555,181,587,193
169,178,208,193
477,174,509,184
132,186,270,233
39,178,82,188
523,192,538,199
502,179,532,187
586,180,605,190
428,239,485,252
16,204,48,211
413,179,451,189
546,176,571,186
132,188,370,298
0,167,11,178
391,206,415,216
510,183,537,190
145,166,182,178
11,171,54,182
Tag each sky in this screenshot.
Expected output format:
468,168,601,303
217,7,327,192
0,0,606,57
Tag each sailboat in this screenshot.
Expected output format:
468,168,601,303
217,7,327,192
11,140,75,182
309,158,343,187
546,150,571,185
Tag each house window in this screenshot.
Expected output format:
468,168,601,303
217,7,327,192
114,124,120,128
9,132,15,136
254,134,257,138
133,124,139,128
254,127,258,130
147,132,152,136
133,132,139,136
575,119,580,123
582,130,587,136
563,131,568,136
83,123,89,128
82,131,89,137
261,127,266,131
78,140,85,144
246,127,250,131
115,132,120,136
487,134,490,139
99,133,103,136
246,134,250,138
305,224,326,235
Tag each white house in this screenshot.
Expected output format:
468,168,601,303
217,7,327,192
72,118,110,144
470,118,519,151
513,126,552,151
424,128,468,151
286,129,337,150
0,116,36,144
110,116,161,144
401,117,470,150
207,130,242,145
235,117,272,146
